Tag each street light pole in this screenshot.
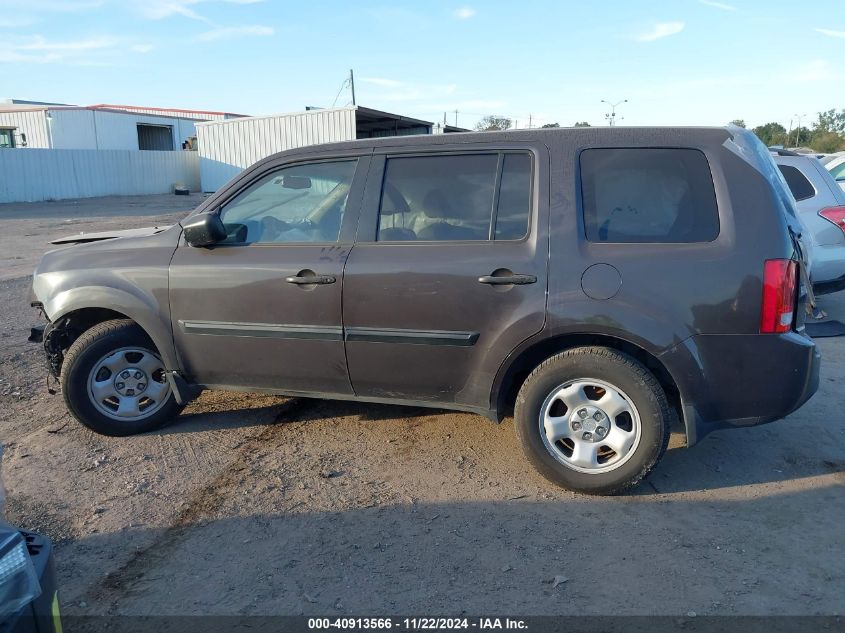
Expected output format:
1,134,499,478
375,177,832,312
602,99,628,127
793,113,806,147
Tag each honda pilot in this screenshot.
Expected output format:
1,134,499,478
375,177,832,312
29,126,820,494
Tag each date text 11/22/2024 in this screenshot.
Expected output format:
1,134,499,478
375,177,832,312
307,618,528,630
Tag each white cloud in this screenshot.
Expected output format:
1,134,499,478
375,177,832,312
0,34,161,64
15,36,116,51
453,7,476,19
815,28,845,39
698,0,736,11
0,16,39,28
132,0,264,22
634,21,685,42
0,35,126,65
195,25,274,41
4,0,105,11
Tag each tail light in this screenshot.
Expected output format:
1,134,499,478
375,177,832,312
760,259,797,334
818,206,845,236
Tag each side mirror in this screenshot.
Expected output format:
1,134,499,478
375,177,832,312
182,212,228,247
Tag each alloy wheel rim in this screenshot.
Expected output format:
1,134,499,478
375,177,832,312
539,378,642,474
87,347,170,421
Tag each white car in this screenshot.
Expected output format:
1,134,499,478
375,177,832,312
774,151,845,294
823,153,845,192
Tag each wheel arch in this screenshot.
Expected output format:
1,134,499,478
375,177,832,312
492,332,684,437
45,286,177,370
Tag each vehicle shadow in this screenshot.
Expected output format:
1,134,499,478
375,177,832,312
47,487,845,620
162,395,449,436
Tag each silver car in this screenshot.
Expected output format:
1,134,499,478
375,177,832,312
774,151,845,294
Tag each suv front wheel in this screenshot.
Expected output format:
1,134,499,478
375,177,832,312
61,319,183,436
514,346,670,495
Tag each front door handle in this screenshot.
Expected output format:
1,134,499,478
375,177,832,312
478,273,537,285
285,273,336,285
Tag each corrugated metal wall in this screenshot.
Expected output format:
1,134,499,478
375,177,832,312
0,149,200,203
196,108,357,191
0,110,50,148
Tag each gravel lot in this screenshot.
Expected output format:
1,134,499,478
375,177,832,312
1,194,844,616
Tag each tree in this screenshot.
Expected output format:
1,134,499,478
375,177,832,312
541,122,560,128
751,122,787,147
814,109,845,135
791,126,813,147
810,131,845,153
573,121,591,127
729,119,746,128
475,115,511,132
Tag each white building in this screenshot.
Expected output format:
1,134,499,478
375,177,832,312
196,105,466,191
0,100,247,202
0,101,245,151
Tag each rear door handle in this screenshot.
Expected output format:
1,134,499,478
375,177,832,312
285,274,336,285
478,274,537,285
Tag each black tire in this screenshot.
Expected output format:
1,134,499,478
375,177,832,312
514,346,670,495
61,319,183,436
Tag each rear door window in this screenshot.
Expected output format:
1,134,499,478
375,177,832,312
580,148,719,243
377,152,531,241
777,165,816,201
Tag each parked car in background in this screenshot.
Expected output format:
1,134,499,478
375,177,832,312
823,153,845,192
773,150,845,294
29,126,819,495
0,448,61,633
820,151,845,166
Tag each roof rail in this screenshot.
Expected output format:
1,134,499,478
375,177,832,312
769,147,800,156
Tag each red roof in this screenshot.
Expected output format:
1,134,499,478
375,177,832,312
88,104,248,117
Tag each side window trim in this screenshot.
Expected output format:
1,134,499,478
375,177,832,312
371,149,534,244
488,153,505,240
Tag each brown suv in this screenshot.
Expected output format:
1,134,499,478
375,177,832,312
30,126,820,494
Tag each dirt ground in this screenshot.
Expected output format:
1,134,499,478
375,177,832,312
1,194,844,617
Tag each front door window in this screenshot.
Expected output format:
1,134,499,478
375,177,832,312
219,160,358,244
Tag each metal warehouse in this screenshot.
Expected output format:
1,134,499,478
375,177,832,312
196,105,466,191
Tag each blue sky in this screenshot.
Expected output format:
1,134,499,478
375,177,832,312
1,0,843,129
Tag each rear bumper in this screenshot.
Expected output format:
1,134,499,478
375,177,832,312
813,273,845,296
660,330,820,446
809,244,845,294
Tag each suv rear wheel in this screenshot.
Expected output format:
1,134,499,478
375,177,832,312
61,319,183,436
514,346,670,495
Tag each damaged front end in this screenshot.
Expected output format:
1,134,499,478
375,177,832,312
28,303,80,379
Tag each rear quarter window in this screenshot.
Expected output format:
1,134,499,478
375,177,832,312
580,148,719,243
777,164,816,201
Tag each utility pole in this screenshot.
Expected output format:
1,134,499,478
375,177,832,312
454,109,459,127
602,99,628,126
793,113,806,147
528,114,532,129
349,69,356,106
443,112,447,125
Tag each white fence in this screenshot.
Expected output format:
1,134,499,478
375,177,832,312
0,149,200,203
